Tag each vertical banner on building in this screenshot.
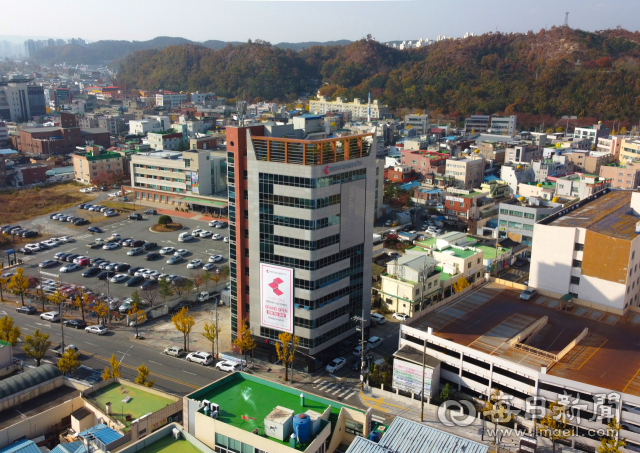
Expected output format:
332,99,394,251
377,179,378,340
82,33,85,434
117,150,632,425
260,263,294,333
191,171,199,194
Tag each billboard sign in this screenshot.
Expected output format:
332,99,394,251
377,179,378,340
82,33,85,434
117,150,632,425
191,171,199,194
260,263,294,333
392,359,433,395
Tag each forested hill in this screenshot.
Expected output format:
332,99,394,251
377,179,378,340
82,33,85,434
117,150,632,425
115,27,640,121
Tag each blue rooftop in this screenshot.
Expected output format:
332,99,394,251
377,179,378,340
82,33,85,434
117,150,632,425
400,180,421,191
419,188,442,194
79,424,123,445
484,174,500,182
50,442,84,453
0,149,18,155
300,114,323,120
444,135,459,141
0,440,41,453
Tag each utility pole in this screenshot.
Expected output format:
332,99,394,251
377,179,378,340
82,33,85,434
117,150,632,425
352,309,366,391
420,336,426,421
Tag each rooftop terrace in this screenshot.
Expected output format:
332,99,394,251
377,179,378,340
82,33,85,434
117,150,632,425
134,435,203,453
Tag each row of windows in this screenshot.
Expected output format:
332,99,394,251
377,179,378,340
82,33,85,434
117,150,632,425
133,183,185,193
259,214,340,231
260,319,353,349
498,220,533,231
267,234,340,252
259,193,341,210
134,173,184,183
259,244,363,271
258,169,366,189
294,303,353,329
295,284,363,310
214,433,260,453
295,264,363,291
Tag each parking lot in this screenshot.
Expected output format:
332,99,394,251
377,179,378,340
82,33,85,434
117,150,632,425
15,211,230,301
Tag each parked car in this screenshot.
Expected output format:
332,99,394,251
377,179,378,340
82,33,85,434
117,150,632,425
85,325,108,335
128,247,144,256
64,319,87,329
82,267,101,278
187,351,213,366
163,346,184,357
103,243,119,250
353,344,370,357
97,270,116,280
39,260,58,268
128,266,143,276
203,263,217,271
370,313,386,325
144,209,157,215
199,231,213,238
326,357,347,373
115,263,131,272
125,276,145,287
88,227,103,233
520,288,538,301
74,219,89,226
140,280,158,290
167,255,183,265
110,274,129,283
178,233,193,242
119,300,135,313
60,263,79,273
160,247,175,255
142,242,157,251
40,311,60,322
215,223,226,229
187,259,203,269
215,360,239,372
18,247,33,255
392,312,410,321
131,240,145,248
208,255,223,263
16,306,37,315
212,234,223,240
367,336,383,349
145,252,161,261
208,220,220,227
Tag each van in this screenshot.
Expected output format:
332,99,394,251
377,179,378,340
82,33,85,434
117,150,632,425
178,232,193,242
197,291,219,302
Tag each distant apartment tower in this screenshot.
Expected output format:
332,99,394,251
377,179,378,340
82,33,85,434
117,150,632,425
129,116,171,135
309,95,390,119
53,88,71,108
225,124,376,371
0,80,46,121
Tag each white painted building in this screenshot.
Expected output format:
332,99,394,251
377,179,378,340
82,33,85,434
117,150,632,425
155,92,187,107
129,116,170,136
490,115,517,135
309,95,390,119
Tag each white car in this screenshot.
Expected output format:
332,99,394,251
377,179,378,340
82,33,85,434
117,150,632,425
209,220,220,227
85,325,108,335
103,243,119,250
40,311,60,322
142,269,156,279
42,240,58,247
104,210,118,217
134,268,150,277
212,234,222,240
393,312,410,321
186,351,213,366
187,259,203,269
199,231,213,238
367,336,383,349
25,244,41,251
191,229,204,237
178,233,193,242
146,270,161,280
215,360,240,372
223,236,230,243
110,274,128,283
110,234,121,240
326,357,346,373
208,255,223,263
203,263,217,271
60,263,79,273
160,247,175,255
384,220,392,226
370,313,386,325
174,249,189,257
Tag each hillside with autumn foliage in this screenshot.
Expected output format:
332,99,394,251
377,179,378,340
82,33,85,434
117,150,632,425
115,27,640,121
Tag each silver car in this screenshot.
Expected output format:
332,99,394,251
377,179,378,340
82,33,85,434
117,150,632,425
520,288,538,301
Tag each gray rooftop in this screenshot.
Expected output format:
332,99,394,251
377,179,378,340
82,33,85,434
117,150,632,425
80,128,109,134
20,126,62,133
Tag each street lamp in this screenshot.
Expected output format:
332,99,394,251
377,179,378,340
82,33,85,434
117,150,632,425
352,315,366,390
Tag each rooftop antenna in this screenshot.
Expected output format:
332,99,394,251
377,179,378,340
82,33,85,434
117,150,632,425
367,91,371,123
564,12,569,27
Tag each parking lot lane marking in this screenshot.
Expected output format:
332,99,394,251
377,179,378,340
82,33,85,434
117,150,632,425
312,378,323,384
149,360,162,365
25,324,37,329
35,322,51,328
183,370,197,375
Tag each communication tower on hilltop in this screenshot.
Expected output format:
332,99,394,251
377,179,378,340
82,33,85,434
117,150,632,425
564,12,569,27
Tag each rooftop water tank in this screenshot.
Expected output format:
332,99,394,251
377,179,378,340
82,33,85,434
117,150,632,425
293,414,311,444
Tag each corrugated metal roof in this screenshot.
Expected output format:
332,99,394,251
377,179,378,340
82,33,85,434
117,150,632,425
0,364,61,399
0,440,42,453
79,424,123,445
345,417,488,453
49,441,85,453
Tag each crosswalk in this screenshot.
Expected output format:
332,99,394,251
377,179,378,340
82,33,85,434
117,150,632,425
312,378,357,401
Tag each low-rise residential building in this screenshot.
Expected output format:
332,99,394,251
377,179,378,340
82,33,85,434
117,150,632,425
129,116,171,136
147,130,185,151
189,135,218,150
564,149,610,174
73,145,124,184
464,114,490,134
596,134,628,160
472,141,506,168
387,164,416,182
7,162,48,186
98,116,126,136
404,113,429,133
497,198,563,245
400,150,448,178
309,94,390,119
554,172,611,199
505,142,543,164
530,189,640,313
500,163,535,194
517,181,556,200
620,138,640,164
573,122,610,147
490,114,517,135
599,161,640,189
444,156,484,190
155,92,186,107
531,155,574,180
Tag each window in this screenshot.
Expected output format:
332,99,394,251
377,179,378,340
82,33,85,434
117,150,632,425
508,210,523,217
574,243,584,251
245,285,250,295
245,266,249,276
244,209,248,220
570,276,580,285
244,229,248,238
524,212,535,220
573,260,582,268
245,248,249,257
243,190,248,200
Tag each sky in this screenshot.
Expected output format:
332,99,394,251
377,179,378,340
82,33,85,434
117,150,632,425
3,0,640,44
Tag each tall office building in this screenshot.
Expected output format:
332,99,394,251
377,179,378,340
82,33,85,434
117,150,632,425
0,80,46,122
226,124,376,372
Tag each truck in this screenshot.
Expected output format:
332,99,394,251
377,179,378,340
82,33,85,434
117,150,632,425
52,344,79,356
197,291,220,303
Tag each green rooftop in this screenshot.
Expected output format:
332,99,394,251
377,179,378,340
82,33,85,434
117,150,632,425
86,383,176,432
189,373,359,451
414,237,437,248
475,245,509,260
435,266,454,281
134,435,203,453
435,247,477,259
76,151,122,162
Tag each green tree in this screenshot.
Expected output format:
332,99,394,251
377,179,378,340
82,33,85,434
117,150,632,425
159,279,174,304
158,215,172,226
58,348,81,375
23,329,51,366
0,316,21,345
131,290,142,308
7,268,30,306
135,364,155,387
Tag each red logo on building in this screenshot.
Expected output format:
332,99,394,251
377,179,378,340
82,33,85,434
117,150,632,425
268,277,284,296
323,165,329,175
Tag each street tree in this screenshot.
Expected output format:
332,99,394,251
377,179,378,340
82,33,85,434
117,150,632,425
172,307,195,352
135,364,155,387
202,270,212,288
131,290,142,308
94,300,109,325
102,354,122,381
158,279,173,304
210,270,221,289
128,306,147,338
23,329,52,366
0,275,7,301
141,287,159,307
192,272,204,293
183,279,195,296
452,276,470,293
537,400,573,453
202,321,221,359
7,268,29,306
57,348,81,375
158,215,172,226
74,289,91,322
275,331,299,382
219,265,230,282
598,417,626,453
233,319,256,364
0,316,21,345
482,388,513,444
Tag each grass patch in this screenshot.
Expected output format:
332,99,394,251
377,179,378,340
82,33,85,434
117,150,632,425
104,201,136,211
151,223,183,232
0,183,94,224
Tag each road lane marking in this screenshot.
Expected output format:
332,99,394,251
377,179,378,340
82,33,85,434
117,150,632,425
343,391,355,400
337,389,351,398
84,341,97,346
149,360,162,365
312,378,322,384
183,370,197,375
117,350,130,355
330,387,343,395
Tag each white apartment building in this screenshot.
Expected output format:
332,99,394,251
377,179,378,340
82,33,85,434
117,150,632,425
490,115,517,135
129,116,170,135
309,95,390,119
574,123,609,147
444,156,484,190
530,189,640,313
464,115,490,134
505,142,543,164
500,163,536,194
189,92,216,104
554,173,611,200
404,114,429,134
155,92,187,107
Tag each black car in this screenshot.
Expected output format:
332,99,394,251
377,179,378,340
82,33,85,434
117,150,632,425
125,275,144,287
145,252,161,261
140,279,158,290
92,259,107,267
16,306,37,315
98,261,111,269
1,225,18,234
131,240,145,248
88,227,103,233
18,248,33,255
129,213,142,220
128,266,143,276
142,242,157,251
74,219,89,226
89,257,104,265
39,260,58,268
514,258,526,268
54,252,67,260
79,204,86,209
22,230,38,238
38,242,51,250
65,254,80,262
82,267,101,277
115,263,131,272
64,319,87,329
97,270,116,280
144,209,157,215
11,229,25,237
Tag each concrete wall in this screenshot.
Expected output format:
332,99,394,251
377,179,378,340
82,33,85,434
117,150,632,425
529,223,576,296
0,396,84,449
119,424,213,453
0,376,63,411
